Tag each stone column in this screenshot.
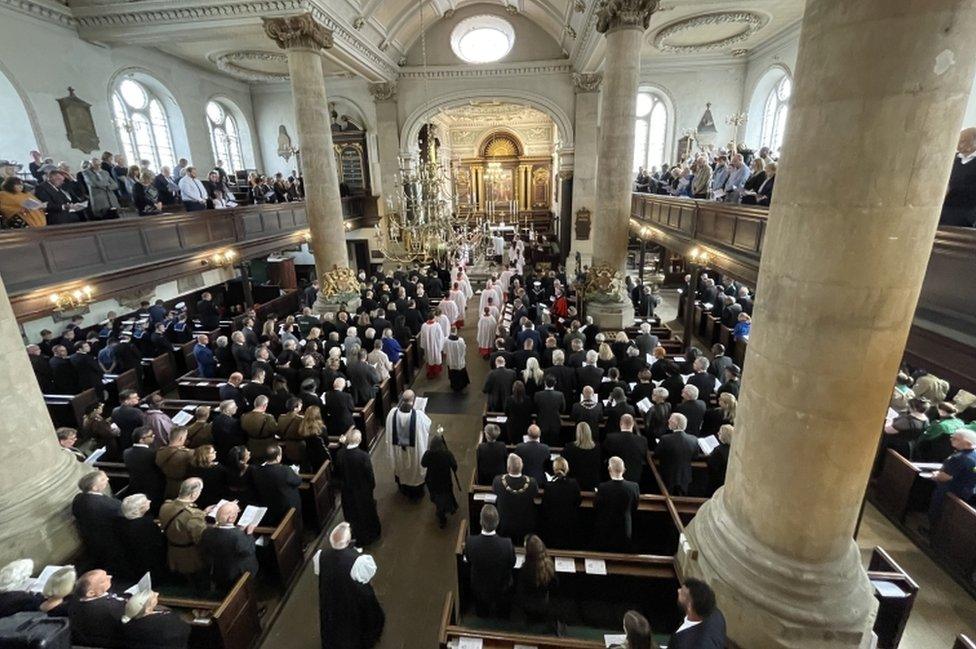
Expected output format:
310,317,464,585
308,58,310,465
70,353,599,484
679,1,976,647
570,72,601,264
0,275,86,567
369,82,400,214
586,0,658,328
264,14,353,311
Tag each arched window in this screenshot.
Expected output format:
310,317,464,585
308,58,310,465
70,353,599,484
760,76,791,154
634,90,669,173
112,78,176,171
206,100,245,172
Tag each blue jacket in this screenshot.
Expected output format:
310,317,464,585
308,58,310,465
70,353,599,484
194,343,217,378
381,337,402,364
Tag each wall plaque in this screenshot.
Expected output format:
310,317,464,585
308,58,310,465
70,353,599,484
57,87,99,153
575,207,591,240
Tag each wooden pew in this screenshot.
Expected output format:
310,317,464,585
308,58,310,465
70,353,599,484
869,449,935,525
257,507,303,585
454,519,682,635
101,369,138,408
44,388,97,428
704,314,720,346
158,572,261,649
142,352,178,393
466,474,701,555
931,493,976,590
438,591,605,649
867,547,919,649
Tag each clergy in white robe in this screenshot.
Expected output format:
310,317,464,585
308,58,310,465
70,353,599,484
418,317,445,378
498,268,514,301
443,331,469,392
448,286,467,325
386,391,431,498
456,269,473,300
438,298,459,330
435,312,452,339
476,309,498,358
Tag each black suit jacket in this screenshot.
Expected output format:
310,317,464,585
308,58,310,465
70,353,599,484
571,400,603,432
72,493,124,573
656,431,700,494
576,364,605,391
347,360,381,406
483,368,516,411
668,610,727,649
533,390,565,445
196,299,220,330
251,462,302,525
603,402,636,438
687,372,715,404
324,389,356,435
67,594,126,648
593,478,639,552
675,399,707,436
50,355,79,394
514,441,551,485
212,413,247,464
492,474,538,542
603,432,648,483
543,365,577,402
30,353,54,392
123,444,164,504
219,384,248,413
199,526,259,590
120,610,192,649
35,181,77,224
112,405,145,449
540,476,581,549
464,533,515,602
476,440,508,485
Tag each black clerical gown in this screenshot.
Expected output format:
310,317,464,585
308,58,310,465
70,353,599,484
335,446,382,546
71,492,126,574
251,462,303,528
593,478,639,552
318,547,385,649
492,474,538,545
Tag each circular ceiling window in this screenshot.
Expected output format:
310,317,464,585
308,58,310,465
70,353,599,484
450,15,515,64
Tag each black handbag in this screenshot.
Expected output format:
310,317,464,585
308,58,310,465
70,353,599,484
0,612,71,649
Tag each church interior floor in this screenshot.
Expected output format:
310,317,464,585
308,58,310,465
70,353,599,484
259,291,976,648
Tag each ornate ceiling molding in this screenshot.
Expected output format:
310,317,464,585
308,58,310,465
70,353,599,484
69,0,399,79
398,61,572,80
652,11,769,53
209,50,289,83
263,12,333,51
0,0,76,29
368,81,397,102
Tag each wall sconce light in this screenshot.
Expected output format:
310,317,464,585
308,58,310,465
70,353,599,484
50,285,94,312
343,221,353,231
208,249,238,268
689,247,712,265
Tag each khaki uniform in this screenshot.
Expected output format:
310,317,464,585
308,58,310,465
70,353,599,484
159,499,208,575
278,412,305,465
185,421,213,448
242,411,279,457
156,446,193,499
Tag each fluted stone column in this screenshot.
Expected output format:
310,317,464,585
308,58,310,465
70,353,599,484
587,0,658,328
0,275,86,566
264,14,351,310
679,1,976,647
570,72,601,264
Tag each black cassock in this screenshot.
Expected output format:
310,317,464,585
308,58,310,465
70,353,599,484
336,446,382,546
319,547,385,649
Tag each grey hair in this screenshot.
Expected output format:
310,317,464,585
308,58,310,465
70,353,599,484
42,567,77,598
0,559,33,592
178,477,203,499
483,424,501,442
682,384,700,400
121,493,149,519
652,387,669,400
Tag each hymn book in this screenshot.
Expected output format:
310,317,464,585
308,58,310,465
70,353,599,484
604,634,626,647
124,571,152,596
84,447,106,465
171,410,194,426
237,506,267,528
554,557,576,573
28,565,71,592
698,435,721,456
637,398,652,414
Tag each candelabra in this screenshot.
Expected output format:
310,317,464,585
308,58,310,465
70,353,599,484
50,285,94,313
725,113,748,152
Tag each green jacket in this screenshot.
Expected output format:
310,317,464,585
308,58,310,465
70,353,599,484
919,417,964,442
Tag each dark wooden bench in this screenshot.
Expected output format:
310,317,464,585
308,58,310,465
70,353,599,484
44,388,97,428
869,449,935,525
158,572,261,649
931,493,976,590
142,352,179,393
867,547,919,649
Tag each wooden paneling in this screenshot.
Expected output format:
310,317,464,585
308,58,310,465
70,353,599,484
4,203,309,321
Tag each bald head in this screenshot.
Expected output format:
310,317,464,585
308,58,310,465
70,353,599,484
330,522,352,549
216,501,240,524
527,424,541,441
959,127,976,156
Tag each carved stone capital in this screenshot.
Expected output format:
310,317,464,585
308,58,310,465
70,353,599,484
595,0,659,33
369,82,397,102
572,72,603,93
263,13,333,52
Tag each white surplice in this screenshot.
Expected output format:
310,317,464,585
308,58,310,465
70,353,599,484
443,337,467,370
418,320,445,363
386,407,431,487
477,314,498,349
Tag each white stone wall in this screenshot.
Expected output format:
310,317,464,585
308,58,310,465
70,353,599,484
0,8,260,172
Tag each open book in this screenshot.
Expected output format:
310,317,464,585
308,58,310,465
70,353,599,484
698,434,721,456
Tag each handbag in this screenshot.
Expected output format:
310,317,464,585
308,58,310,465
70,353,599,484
0,612,71,649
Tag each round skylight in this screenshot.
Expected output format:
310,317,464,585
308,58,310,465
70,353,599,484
450,15,515,64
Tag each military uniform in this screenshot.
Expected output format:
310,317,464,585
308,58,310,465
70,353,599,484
156,446,193,498
241,410,279,457
159,499,208,576
185,421,213,448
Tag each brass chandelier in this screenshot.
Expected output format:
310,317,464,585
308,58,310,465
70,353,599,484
374,0,486,264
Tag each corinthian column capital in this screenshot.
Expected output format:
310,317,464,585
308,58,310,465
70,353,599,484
572,72,603,93
263,13,333,51
369,82,398,102
595,0,659,33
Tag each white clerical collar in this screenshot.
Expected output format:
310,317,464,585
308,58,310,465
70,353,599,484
508,472,522,478
611,475,624,481
216,523,236,529
960,151,976,165
481,530,496,536
346,443,359,449
677,617,701,633
134,444,149,448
